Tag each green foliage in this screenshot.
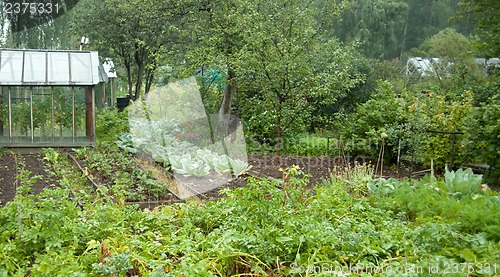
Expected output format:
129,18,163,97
412,28,474,60
458,0,500,58
340,81,409,162
464,92,500,183
331,162,375,197
96,108,130,143
369,176,499,240
71,0,178,98
1,164,498,275
367,178,401,196
340,79,478,170
445,167,483,198
77,144,171,201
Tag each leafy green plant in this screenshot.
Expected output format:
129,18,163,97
96,108,130,142
119,118,252,178
367,178,401,196
463,92,500,184
228,158,252,177
444,166,482,198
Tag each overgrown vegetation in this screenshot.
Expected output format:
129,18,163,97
0,161,498,276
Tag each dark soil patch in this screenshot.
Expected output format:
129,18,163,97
246,155,413,184
186,155,414,199
0,154,16,206
0,153,59,206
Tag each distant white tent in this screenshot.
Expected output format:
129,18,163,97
405,57,450,77
406,56,500,77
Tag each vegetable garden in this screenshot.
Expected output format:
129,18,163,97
0,109,498,275
1,0,499,275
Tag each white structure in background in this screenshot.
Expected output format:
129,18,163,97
79,36,90,51
474,57,500,74
102,58,117,108
406,56,500,77
405,57,450,77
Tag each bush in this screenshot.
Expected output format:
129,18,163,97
340,81,410,163
464,93,500,184
96,108,129,143
340,81,476,170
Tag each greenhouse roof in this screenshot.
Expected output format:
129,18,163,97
0,49,104,86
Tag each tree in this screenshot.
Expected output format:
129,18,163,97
177,0,249,123
334,0,470,59
404,0,466,52
240,0,363,155
411,28,484,88
336,0,409,59
1,0,78,49
70,0,180,100
458,0,500,58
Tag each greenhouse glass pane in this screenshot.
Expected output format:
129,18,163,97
24,52,47,83
32,87,52,142
53,87,73,141
0,51,23,84
47,52,70,84
70,53,93,84
9,87,32,143
74,87,89,142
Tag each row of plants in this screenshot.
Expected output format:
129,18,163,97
116,117,252,178
0,160,498,276
71,144,172,202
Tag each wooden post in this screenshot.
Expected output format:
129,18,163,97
85,86,95,143
0,88,3,136
450,133,456,169
425,130,464,169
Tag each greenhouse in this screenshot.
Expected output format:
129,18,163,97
0,49,107,147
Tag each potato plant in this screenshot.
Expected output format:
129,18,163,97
0,161,498,276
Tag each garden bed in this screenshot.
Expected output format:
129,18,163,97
0,147,419,207
0,153,59,206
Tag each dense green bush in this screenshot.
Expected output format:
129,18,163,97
340,80,478,171
464,92,500,183
339,81,410,163
95,108,130,143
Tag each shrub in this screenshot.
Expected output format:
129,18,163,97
464,93,500,184
96,108,129,143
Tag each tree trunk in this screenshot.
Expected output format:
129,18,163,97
218,66,237,120
276,111,282,156
124,61,133,99
134,47,146,100
217,66,237,140
145,67,155,95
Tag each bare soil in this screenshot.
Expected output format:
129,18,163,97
0,153,59,206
